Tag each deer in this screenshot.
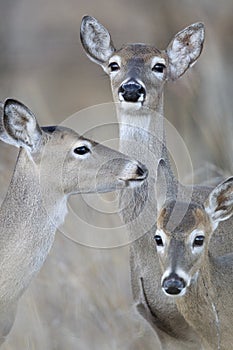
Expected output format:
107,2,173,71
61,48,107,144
0,98,147,345
80,16,233,349
155,175,233,350
80,16,211,349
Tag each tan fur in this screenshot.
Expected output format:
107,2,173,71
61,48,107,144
156,178,233,349
81,16,233,349
80,16,208,349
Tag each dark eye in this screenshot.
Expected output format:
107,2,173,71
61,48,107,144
73,146,90,155
154,235,164,247
108,62,120,72
152,63,166,73
193,235,205,247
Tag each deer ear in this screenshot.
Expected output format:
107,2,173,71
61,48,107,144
0,102,7,141
166,22,205,80
80,15,116,65
205,177,233,227
3,99,42,152
156,158,177,211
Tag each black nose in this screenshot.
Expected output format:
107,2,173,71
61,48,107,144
136,164,148,180
162,273,186,296
118,80,146,103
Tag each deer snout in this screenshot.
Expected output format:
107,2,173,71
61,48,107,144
136,164,148,178
120,161,148,186
162,273,186,297
118,80,146,103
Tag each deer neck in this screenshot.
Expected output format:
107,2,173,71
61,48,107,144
0,148,67,303
115,96,174,182
176,259,220,349
115,96,176,240
3,148,67,224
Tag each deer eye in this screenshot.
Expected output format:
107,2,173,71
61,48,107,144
193,235,205,247
152,63,166,73
108,62,120,72
73,146,90,155
154,235,164,247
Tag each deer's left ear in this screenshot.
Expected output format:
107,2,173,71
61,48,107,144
205,177,233,227
0,102,7,142
166,22,205,80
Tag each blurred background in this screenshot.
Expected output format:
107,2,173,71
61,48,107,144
0,0,232,349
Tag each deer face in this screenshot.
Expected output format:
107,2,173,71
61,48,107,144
2,99,148,197
154,175,233,298
56,129,148,195
80,16,205,112
155,200,212,297
103,44,167,111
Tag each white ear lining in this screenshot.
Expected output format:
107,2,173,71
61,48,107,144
205,177,233,227
80,16,115,64
3,99,42,152
166,23,205,80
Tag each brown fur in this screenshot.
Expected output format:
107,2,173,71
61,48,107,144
156,179,233,349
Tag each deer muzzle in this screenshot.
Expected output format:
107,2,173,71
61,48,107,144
119,161,148,187
162,272,186,297
118,79,146,103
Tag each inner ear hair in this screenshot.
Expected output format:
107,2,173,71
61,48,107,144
206,177,233,223
80,15,116,65
3,98,42,152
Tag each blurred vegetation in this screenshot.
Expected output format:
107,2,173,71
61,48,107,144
0,0,232,349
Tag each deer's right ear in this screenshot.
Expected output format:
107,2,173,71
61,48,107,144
3,99,42,152
80,15,116,65
156,159,168,211
156,158,177,211
205,177,233,227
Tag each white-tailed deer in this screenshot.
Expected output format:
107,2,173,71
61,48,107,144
155,176,233,350
81,16,208,349
0,99,147,344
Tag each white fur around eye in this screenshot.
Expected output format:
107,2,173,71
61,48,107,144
151,57,166,68
151,57,167,79
155,228,167,253
109,55,121,66
104,55,121,74
189,229,205,254
72,140,92,159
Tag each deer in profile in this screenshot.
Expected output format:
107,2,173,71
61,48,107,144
81,16,209,349
0,99,147,345
155,176,233,350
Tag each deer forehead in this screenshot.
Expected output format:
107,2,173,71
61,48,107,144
43,126,77,139
112,44,166,65
43,127,95,149
157,203,210,238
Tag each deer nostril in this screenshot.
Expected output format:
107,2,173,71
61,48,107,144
162,274,186,296
136,164,148,180
118,80,146,103
120,162,148,183
121,81,141,92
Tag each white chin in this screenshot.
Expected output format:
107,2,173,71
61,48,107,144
120,101,143,111
162,288,187,298
127,180,144,188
